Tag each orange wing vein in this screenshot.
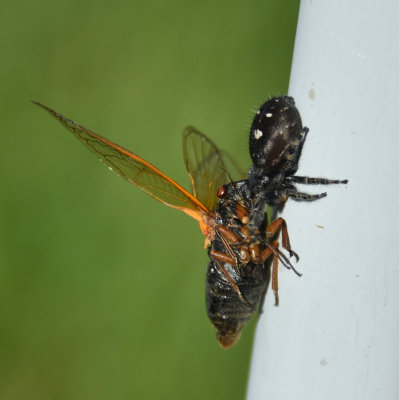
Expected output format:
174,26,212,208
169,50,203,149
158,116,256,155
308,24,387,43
33,101,209,219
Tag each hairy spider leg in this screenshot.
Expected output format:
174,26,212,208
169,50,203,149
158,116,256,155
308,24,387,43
287,176,348,185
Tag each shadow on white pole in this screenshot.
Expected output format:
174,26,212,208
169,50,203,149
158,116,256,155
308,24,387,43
247,1,399,399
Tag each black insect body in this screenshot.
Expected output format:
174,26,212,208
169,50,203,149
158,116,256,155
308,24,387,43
206,96,348,348
206,178,299,348
206,180,270,348
206,257,269,349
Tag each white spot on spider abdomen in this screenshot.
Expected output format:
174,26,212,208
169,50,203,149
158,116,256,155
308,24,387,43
254,129,263,139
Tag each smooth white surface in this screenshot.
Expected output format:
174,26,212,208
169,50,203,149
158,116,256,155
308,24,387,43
247,1,399,399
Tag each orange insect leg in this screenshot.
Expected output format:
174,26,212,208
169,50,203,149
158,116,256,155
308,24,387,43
260,239,280,306
266,217,298,261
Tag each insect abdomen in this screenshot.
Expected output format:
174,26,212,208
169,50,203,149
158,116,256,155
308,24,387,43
206,261,268,349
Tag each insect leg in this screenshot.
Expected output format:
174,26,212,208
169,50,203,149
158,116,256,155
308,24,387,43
259,239,280,306
258,236,302,276
265,217,299,261
214,226,240,267
209,250,236,265
209,254,250,307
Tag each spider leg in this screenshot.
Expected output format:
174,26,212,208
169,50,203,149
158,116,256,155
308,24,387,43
286,191,327,201
287,176,348,185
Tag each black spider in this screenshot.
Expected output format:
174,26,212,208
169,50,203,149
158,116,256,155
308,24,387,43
247,96,347,231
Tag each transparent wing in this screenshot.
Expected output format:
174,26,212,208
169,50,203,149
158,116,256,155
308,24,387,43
183,127,247,211
219,150,247,182
34,102,209,216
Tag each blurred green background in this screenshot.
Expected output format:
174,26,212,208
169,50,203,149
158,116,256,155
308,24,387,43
0,1,299,399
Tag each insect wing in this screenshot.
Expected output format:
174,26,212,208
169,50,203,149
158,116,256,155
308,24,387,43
34,102,209,214
183,127,246,211
219,150,247,182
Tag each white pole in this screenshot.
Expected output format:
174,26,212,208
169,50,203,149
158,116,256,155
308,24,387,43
247,1,399,399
